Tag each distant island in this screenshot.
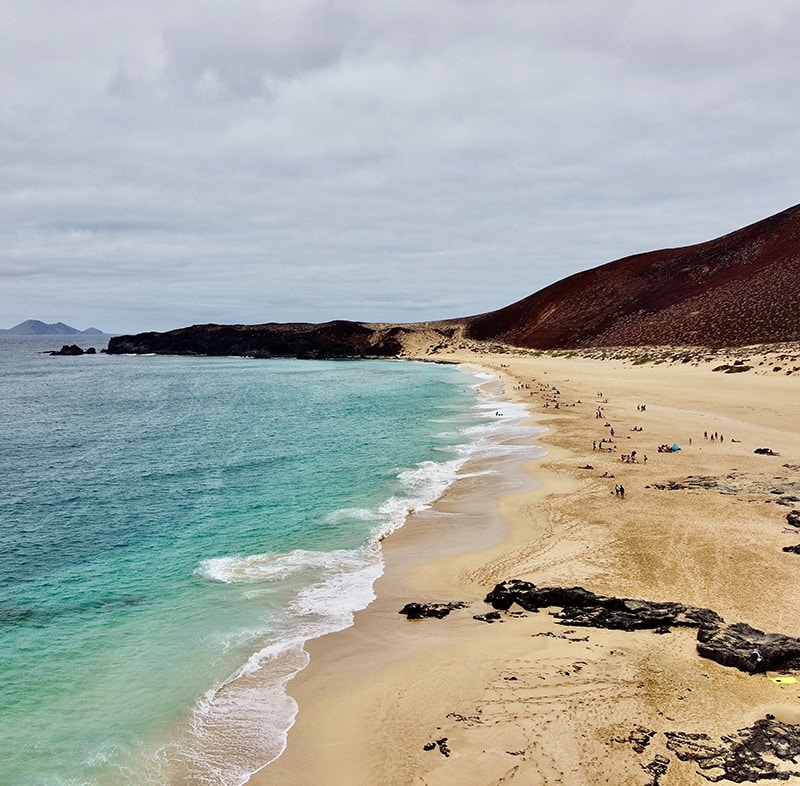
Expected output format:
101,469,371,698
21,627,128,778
1,320,104,336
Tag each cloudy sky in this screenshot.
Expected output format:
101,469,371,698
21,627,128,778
2,1,798,334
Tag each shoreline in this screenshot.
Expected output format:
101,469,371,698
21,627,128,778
247,364,548,785
250,345,800,785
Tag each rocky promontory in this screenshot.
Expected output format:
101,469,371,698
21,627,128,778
106,320,458,359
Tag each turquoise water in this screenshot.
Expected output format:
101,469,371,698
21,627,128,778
0,337,541,785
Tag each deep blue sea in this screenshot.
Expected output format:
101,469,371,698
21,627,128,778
0,335,541,785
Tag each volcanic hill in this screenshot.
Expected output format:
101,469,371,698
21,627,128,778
107,203,800,357
464,202,800,349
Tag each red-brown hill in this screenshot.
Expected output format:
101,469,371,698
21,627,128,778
463,203,800,349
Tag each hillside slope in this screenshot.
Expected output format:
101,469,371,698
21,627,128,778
464,203,800,348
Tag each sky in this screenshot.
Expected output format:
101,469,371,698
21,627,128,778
2,1,799,334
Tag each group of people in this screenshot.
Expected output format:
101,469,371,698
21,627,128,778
591,400,643,500
592,401,657,501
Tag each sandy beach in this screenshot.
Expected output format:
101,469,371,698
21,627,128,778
250,344,800,785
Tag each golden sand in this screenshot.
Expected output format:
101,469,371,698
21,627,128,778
250,345,800,785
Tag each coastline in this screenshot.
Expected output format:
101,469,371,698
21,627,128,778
245,364,547,784
250,345,800,785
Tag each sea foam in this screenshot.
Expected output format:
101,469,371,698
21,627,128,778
196,547,372,585
1,358,545,786
178,367,546,786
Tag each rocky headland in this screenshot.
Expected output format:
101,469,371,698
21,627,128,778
106,320,467,359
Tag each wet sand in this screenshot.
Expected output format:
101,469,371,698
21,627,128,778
250,344,800,785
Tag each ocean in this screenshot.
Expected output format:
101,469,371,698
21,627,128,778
0,335,543,785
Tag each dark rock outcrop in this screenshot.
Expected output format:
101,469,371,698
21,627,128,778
483,579,723,632
641,754,669,785
613,718,800,783
649,473,800,506
613,725,656,754
665,719,800,782
398,601,468,620
483,580,800,675
473,611,502,623
696,621,800,674
423,737,451,757
49,344,88,355
787,510,800,528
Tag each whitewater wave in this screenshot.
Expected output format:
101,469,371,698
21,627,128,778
196,547,373,585
179,365,547,786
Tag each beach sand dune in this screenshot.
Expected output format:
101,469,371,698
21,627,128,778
252,345,800,785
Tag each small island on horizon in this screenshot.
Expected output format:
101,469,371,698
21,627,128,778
0,319,105,336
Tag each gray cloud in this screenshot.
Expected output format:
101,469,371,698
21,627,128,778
1,0,798,333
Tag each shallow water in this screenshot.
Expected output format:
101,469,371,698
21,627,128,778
0,337,542,785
